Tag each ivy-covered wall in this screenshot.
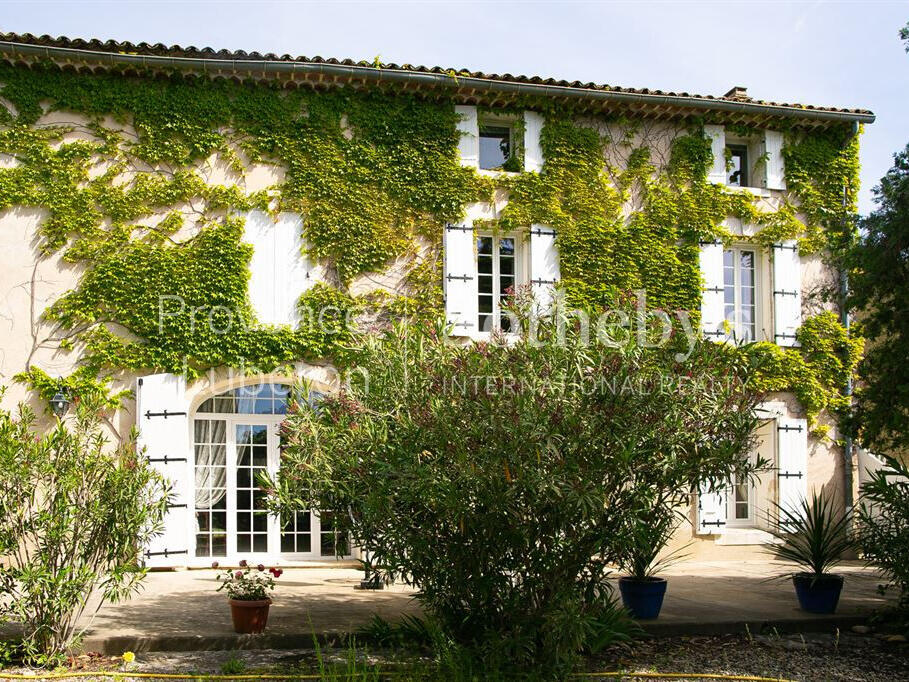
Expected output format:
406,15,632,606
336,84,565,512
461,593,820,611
0,61,861,436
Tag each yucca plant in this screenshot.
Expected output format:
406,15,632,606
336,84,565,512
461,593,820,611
768,491,854,576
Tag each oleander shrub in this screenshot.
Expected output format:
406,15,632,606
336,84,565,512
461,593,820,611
270,308,762,673
0,393,169,665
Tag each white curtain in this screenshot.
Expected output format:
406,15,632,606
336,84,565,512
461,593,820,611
194,419,227,510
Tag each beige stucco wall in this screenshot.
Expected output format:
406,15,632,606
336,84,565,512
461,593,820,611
0,106,849,561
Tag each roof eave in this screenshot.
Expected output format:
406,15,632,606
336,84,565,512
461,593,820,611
0,40,876,126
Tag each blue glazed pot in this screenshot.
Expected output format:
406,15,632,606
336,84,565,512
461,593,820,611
618,576,667,620
792,573,844,614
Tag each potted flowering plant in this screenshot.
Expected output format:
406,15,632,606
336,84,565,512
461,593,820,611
213,560,283,633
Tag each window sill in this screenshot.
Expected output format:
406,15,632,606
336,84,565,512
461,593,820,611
714,527,781,546
717,184,775,198
478,168,521,179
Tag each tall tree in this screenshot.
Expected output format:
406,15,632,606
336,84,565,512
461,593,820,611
848,144,909,454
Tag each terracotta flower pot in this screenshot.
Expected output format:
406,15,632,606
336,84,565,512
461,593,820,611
228,598,272,634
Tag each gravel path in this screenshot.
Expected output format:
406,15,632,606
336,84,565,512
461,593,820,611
1,630,907,681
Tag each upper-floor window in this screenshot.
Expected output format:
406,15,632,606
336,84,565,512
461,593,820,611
478,116,522,172
477,233,520,333
479,124,511,170
727,144,748,187
723,247,758,342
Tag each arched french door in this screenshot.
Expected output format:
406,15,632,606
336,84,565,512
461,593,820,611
191,383,350,563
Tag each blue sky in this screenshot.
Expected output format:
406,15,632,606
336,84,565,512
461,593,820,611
4,0,907,215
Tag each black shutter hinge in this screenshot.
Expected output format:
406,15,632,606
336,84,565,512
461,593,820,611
148,456,188,464
531,278,558,285
145,409,187,420
777,424,804,432
446,274,474,282
145,549,189,558
444,223,472,232
773,290,799,298
778,471,804,479
772,243,799,252
530,228,556,238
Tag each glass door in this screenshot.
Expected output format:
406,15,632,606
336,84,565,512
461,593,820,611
233,423,273,556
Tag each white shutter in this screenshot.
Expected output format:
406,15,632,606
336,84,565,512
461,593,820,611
244,210,312,327
697,485,727,535
699,241,726,341
244,210,275,324
523,111,544,173
444,221,477,335
136,373,191,568
772,240,802,347
777,417,808,525
455,105,479,169
704,124,726,185
273,212,312,326
529,224,559,311
762,130,786,191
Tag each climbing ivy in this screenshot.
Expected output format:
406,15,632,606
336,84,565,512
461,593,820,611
0,61,860,430
0,62,487,377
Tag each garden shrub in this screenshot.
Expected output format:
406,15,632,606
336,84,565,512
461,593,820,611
270,306,763,673
858,455,909,610
0,393,169,665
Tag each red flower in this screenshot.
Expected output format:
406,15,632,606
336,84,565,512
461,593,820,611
239,559,248,567
234,570,243,579
211,561,219,569
257,564,265,572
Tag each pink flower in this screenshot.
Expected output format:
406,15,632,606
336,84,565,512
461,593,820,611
239,560,248,567
234,571,243,580
211,561,219,569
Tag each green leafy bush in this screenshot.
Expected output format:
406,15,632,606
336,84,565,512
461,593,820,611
858,455,909,608
270,310,762,672
0,394,169,665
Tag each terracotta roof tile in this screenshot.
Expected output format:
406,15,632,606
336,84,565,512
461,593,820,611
0,32,874,122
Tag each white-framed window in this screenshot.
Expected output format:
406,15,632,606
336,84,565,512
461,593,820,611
477,233,522,333
728,472,754,526
478,115,521,171
192,383,351,562
723,246,759,343
726,144,749,187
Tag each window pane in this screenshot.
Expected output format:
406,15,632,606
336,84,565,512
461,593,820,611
727,146,747,187
478,277,492,294
499,237,515,255
478,256,493,275
479,125,510,170
477,236,492,254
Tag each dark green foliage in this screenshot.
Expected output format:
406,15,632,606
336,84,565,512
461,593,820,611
858,455,909,609
0,393,170,664
847,144,909,453
768,492,854,576
270,310,762,672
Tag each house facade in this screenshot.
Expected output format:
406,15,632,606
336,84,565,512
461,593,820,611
0,34,873,567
